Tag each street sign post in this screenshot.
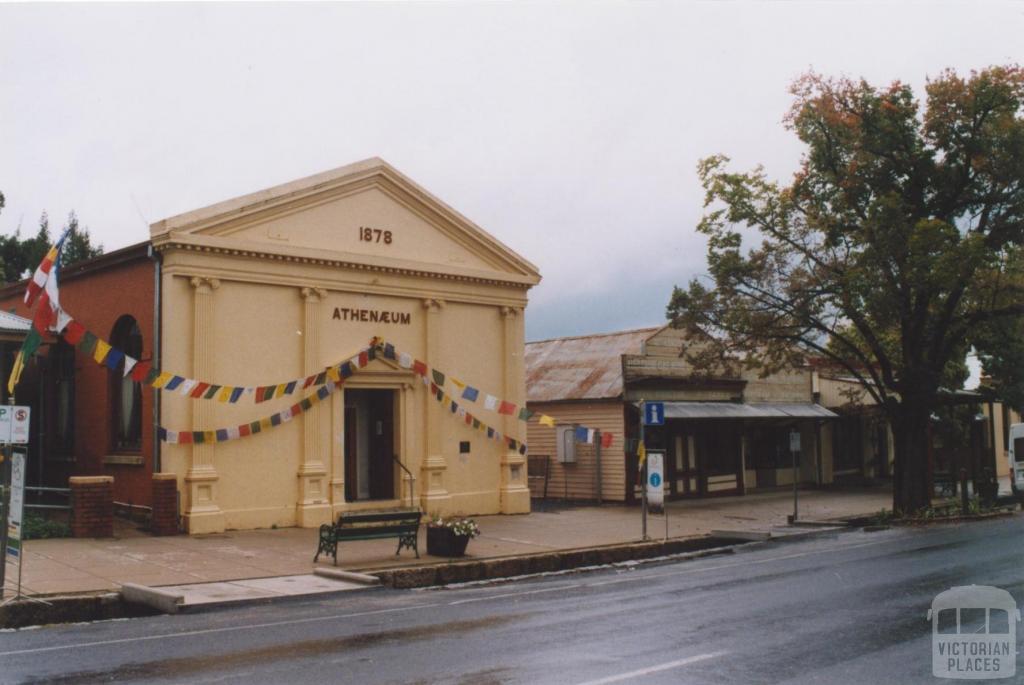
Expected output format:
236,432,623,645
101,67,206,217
6,450,24,563
0,405,31,445
644,402,665,426
789,430,801,523
2,446,44,605
647,450,665,515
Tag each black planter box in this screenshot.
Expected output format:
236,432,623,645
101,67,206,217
427,526,471,557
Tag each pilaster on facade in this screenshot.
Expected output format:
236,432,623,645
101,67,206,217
499,305,530,513
185,276,226,533
296,286,332,527
420,297,451,511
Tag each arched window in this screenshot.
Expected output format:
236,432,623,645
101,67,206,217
52,339,76,455
111,315,143,451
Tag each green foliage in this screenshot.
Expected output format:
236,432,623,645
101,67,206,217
668,66,1024,514
22,512,72,540
868,508,894,525
0,210,103,284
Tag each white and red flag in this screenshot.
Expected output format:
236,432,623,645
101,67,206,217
24,227,72,307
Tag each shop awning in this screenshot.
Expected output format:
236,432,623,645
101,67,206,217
653,401,837,420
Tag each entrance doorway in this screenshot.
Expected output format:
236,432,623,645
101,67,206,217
670,432,701,497
344,389,396,502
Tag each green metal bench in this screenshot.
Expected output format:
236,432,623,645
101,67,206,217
314,509,421,566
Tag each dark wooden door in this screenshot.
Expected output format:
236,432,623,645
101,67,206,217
368,390,394,500
670,431,700,497
344,406,358,502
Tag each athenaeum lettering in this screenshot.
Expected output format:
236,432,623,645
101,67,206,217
332,307,411,325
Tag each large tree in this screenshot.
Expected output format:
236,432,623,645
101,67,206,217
667,66,1024,514
0,210,103,283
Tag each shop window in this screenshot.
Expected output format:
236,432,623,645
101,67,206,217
52,340,75,455
556,426,576,463
111,315,143,452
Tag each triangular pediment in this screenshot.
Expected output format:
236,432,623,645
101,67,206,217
150,158,540,285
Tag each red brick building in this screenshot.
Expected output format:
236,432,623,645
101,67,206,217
0,243,156,506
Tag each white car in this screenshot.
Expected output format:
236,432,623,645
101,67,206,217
1010,423,1024,498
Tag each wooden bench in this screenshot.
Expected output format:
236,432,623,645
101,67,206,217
314,509,421,566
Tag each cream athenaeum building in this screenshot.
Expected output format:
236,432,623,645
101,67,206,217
151,159,541,533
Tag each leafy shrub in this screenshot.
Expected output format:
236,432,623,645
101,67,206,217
21,512,71,540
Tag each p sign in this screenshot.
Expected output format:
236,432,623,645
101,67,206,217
0,405,30,444
644,402,665,426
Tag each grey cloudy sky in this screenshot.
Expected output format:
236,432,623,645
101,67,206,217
2,1,1021,347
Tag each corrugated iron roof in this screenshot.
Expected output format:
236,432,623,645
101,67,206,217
525,327,661,402
655,401,837,419
0,309,30,335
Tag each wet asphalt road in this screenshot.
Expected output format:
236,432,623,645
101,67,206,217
2,516,1023,685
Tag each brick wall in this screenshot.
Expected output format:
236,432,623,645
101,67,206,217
70,476,114,538
151,473,179,536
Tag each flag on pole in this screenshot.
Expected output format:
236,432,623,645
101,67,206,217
637,441,647,471
9,228,71,394
23,226,72,307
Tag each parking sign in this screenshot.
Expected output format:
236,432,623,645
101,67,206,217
0,405,30,444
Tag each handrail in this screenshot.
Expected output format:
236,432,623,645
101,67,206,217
391,454,416,510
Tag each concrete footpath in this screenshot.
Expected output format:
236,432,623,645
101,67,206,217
7,486,891,601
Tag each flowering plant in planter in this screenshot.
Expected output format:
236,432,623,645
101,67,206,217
428,516,481,538
426,516,480,557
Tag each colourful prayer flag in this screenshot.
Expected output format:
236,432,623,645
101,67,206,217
539,415,556,427
104,348,125,371
7,328,41,394
93,339,112,364
130,362,152,383
461,386,479,402
78,331,98,355
63,320,86,345
24,227,71,307
498,401,516,416
151,372,173,389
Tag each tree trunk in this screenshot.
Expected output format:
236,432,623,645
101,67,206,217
890,402,932,515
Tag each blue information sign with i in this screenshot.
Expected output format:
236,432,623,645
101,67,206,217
644,402,665,426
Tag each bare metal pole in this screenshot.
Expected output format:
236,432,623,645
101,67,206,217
640,400,647,541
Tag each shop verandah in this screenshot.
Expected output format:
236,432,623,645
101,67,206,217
633,402,837,500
